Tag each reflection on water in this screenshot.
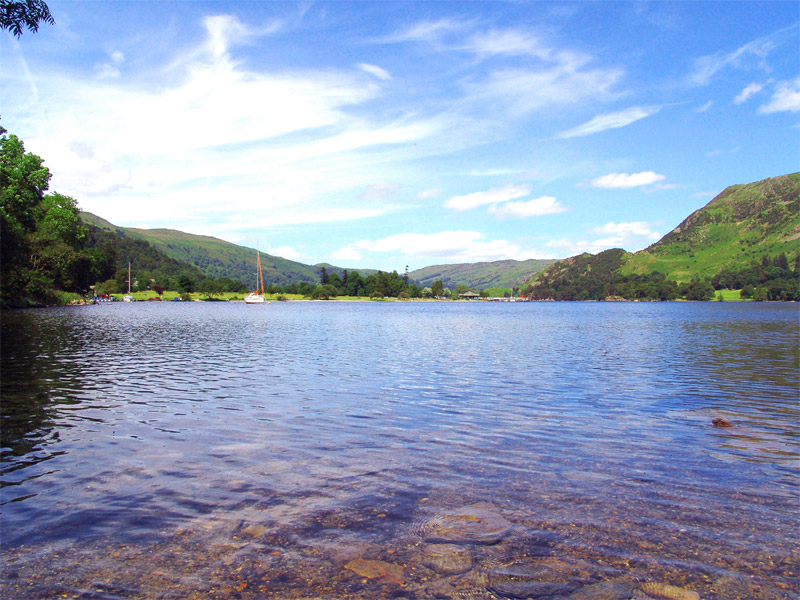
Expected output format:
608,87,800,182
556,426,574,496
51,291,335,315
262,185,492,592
1,302,798,599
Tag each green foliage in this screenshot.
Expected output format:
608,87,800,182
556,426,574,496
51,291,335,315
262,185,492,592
716,254,800,301
311,284,338,299
0,0,54,37
0,131,97,305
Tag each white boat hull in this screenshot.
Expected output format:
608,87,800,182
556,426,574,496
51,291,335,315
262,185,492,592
245,293,266,304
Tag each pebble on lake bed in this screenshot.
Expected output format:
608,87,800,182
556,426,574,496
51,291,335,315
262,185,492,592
638,581,701,600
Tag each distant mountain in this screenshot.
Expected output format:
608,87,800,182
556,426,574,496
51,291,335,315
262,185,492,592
524,172,799,299
410,258,557,291
80,212,322,287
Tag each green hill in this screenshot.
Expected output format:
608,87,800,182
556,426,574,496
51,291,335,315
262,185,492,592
409,258,557,291
622,172,799,281
525,172,799,299
80,212,322,287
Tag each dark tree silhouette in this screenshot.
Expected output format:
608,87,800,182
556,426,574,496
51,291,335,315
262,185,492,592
1,0,54,37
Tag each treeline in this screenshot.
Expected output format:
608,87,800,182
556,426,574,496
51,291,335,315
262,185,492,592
288,267,482,300
526,248,799,301
712,253,800,301
0,129,248,306
526,249,681,301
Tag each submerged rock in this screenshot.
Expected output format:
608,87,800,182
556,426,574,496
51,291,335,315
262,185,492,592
419,503,513,545
486,559,577,599
420,543,473,575
568,581,635,599
712,417,732,427
344,558,405,586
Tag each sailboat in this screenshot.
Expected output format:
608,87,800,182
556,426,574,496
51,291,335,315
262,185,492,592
244,248,266,304
123,261,134,302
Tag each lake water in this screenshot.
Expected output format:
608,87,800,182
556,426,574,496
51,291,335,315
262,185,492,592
1,301,797,599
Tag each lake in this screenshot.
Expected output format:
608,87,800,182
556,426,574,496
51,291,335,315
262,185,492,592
1,301,797,599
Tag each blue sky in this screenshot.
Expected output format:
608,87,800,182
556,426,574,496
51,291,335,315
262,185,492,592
2,1,798,271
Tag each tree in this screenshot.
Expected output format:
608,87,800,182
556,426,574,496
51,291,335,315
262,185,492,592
1,0,55,37
431,279,444,298
311,284,338,299
1,132,51,304
198,278,219,298
319,266,329,285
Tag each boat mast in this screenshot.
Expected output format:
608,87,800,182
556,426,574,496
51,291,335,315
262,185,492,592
257,251,264,295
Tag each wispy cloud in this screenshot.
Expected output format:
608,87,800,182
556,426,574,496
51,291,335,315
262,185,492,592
557,105,661,138
694,100,713,113
358,62,391,80
590,171,666,189
706,146,741,157
734,82,766,104
385,18,469,45
359,182,400,201
467,29,552,59
759,77,800,113
488,196,566,219
445,183,530,212
468,63,623,115
689,25,795,86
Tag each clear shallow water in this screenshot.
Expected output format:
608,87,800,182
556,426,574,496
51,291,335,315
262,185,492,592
1,301,798,599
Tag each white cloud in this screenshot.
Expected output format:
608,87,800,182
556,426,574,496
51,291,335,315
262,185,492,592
759,77,800,113
345,230,532,262
5,13,459,239
96,50,125,78
590,171,666,189
589,221,661,241
546,222,660,256
545,238,615,256
358,62,391,80
557,105,662,138
417,188,442,199
332,247,364,262
694,100,713,113
267,245,304,261
488,196,566,219
734,82,765,104
445,183,530,211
